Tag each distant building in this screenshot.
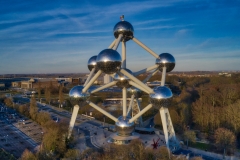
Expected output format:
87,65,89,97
12,81,21,87
15,78,59,89
0,83,5,88
146,81,161,87
219,72,231,77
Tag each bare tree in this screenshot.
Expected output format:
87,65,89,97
183,130,196,148
37,82,41,101
59,84,64,108
45,87,51,105
29,96,38,120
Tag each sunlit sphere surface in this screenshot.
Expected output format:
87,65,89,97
69,85,90,101
156,53,175,72
115,116,135,136
149,86,172,109
127,87,143,98
88,55,98,72
114,68,132,88
97,49,122,74
113,21,134,42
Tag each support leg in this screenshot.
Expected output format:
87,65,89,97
159,107,179,151
68,105,80,139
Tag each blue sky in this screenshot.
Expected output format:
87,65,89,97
0,0,240,74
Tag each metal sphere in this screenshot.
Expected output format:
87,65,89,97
96,49,122,74
69,85,90,101
115,116,135,136
114,68,132,88
149,86,172,109
88,55,98,72
156,53,175,72
127,87,143,98
113,21,134,42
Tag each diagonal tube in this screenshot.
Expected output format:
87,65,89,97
108,39,116,49
133,64,159,76
142,69,159,84
132,37,159,58
129,81,150,94
90,81,117,94
122,87,127,117
129,104,152,123
127,95,135,116
122,41,126,68
87,101,118,122
120,69,154,93
84,68,96,87
82,70,102,93
112,34,123,50
161,66,167,86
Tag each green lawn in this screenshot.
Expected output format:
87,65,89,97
190,142,211,150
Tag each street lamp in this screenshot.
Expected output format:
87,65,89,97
4,135,8,142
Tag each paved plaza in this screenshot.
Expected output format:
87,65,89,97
0,120,38,158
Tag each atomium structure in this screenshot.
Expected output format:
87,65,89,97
68,15,179,150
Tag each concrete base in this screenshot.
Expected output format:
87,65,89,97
108,132,140,145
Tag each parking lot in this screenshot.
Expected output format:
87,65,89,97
0,103,43,158
0,120,37,158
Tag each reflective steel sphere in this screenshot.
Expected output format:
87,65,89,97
115,116,135,136
114,68,132,88
127,87,143,98
88,55,98,72
69,85,90,101
96,49,122,74
156,53,175,72
149,86,172,109
113,21,134,42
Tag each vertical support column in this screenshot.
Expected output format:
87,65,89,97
68,105,80,139
159,107,178,151
122,41,126,68
122,87,127,118
161,66,167,86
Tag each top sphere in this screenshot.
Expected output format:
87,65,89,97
156,53,175,72
88,55,98,72
149,86,172,109
96,49,122,74
113,21,134,42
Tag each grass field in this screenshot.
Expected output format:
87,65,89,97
190,141,212,151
